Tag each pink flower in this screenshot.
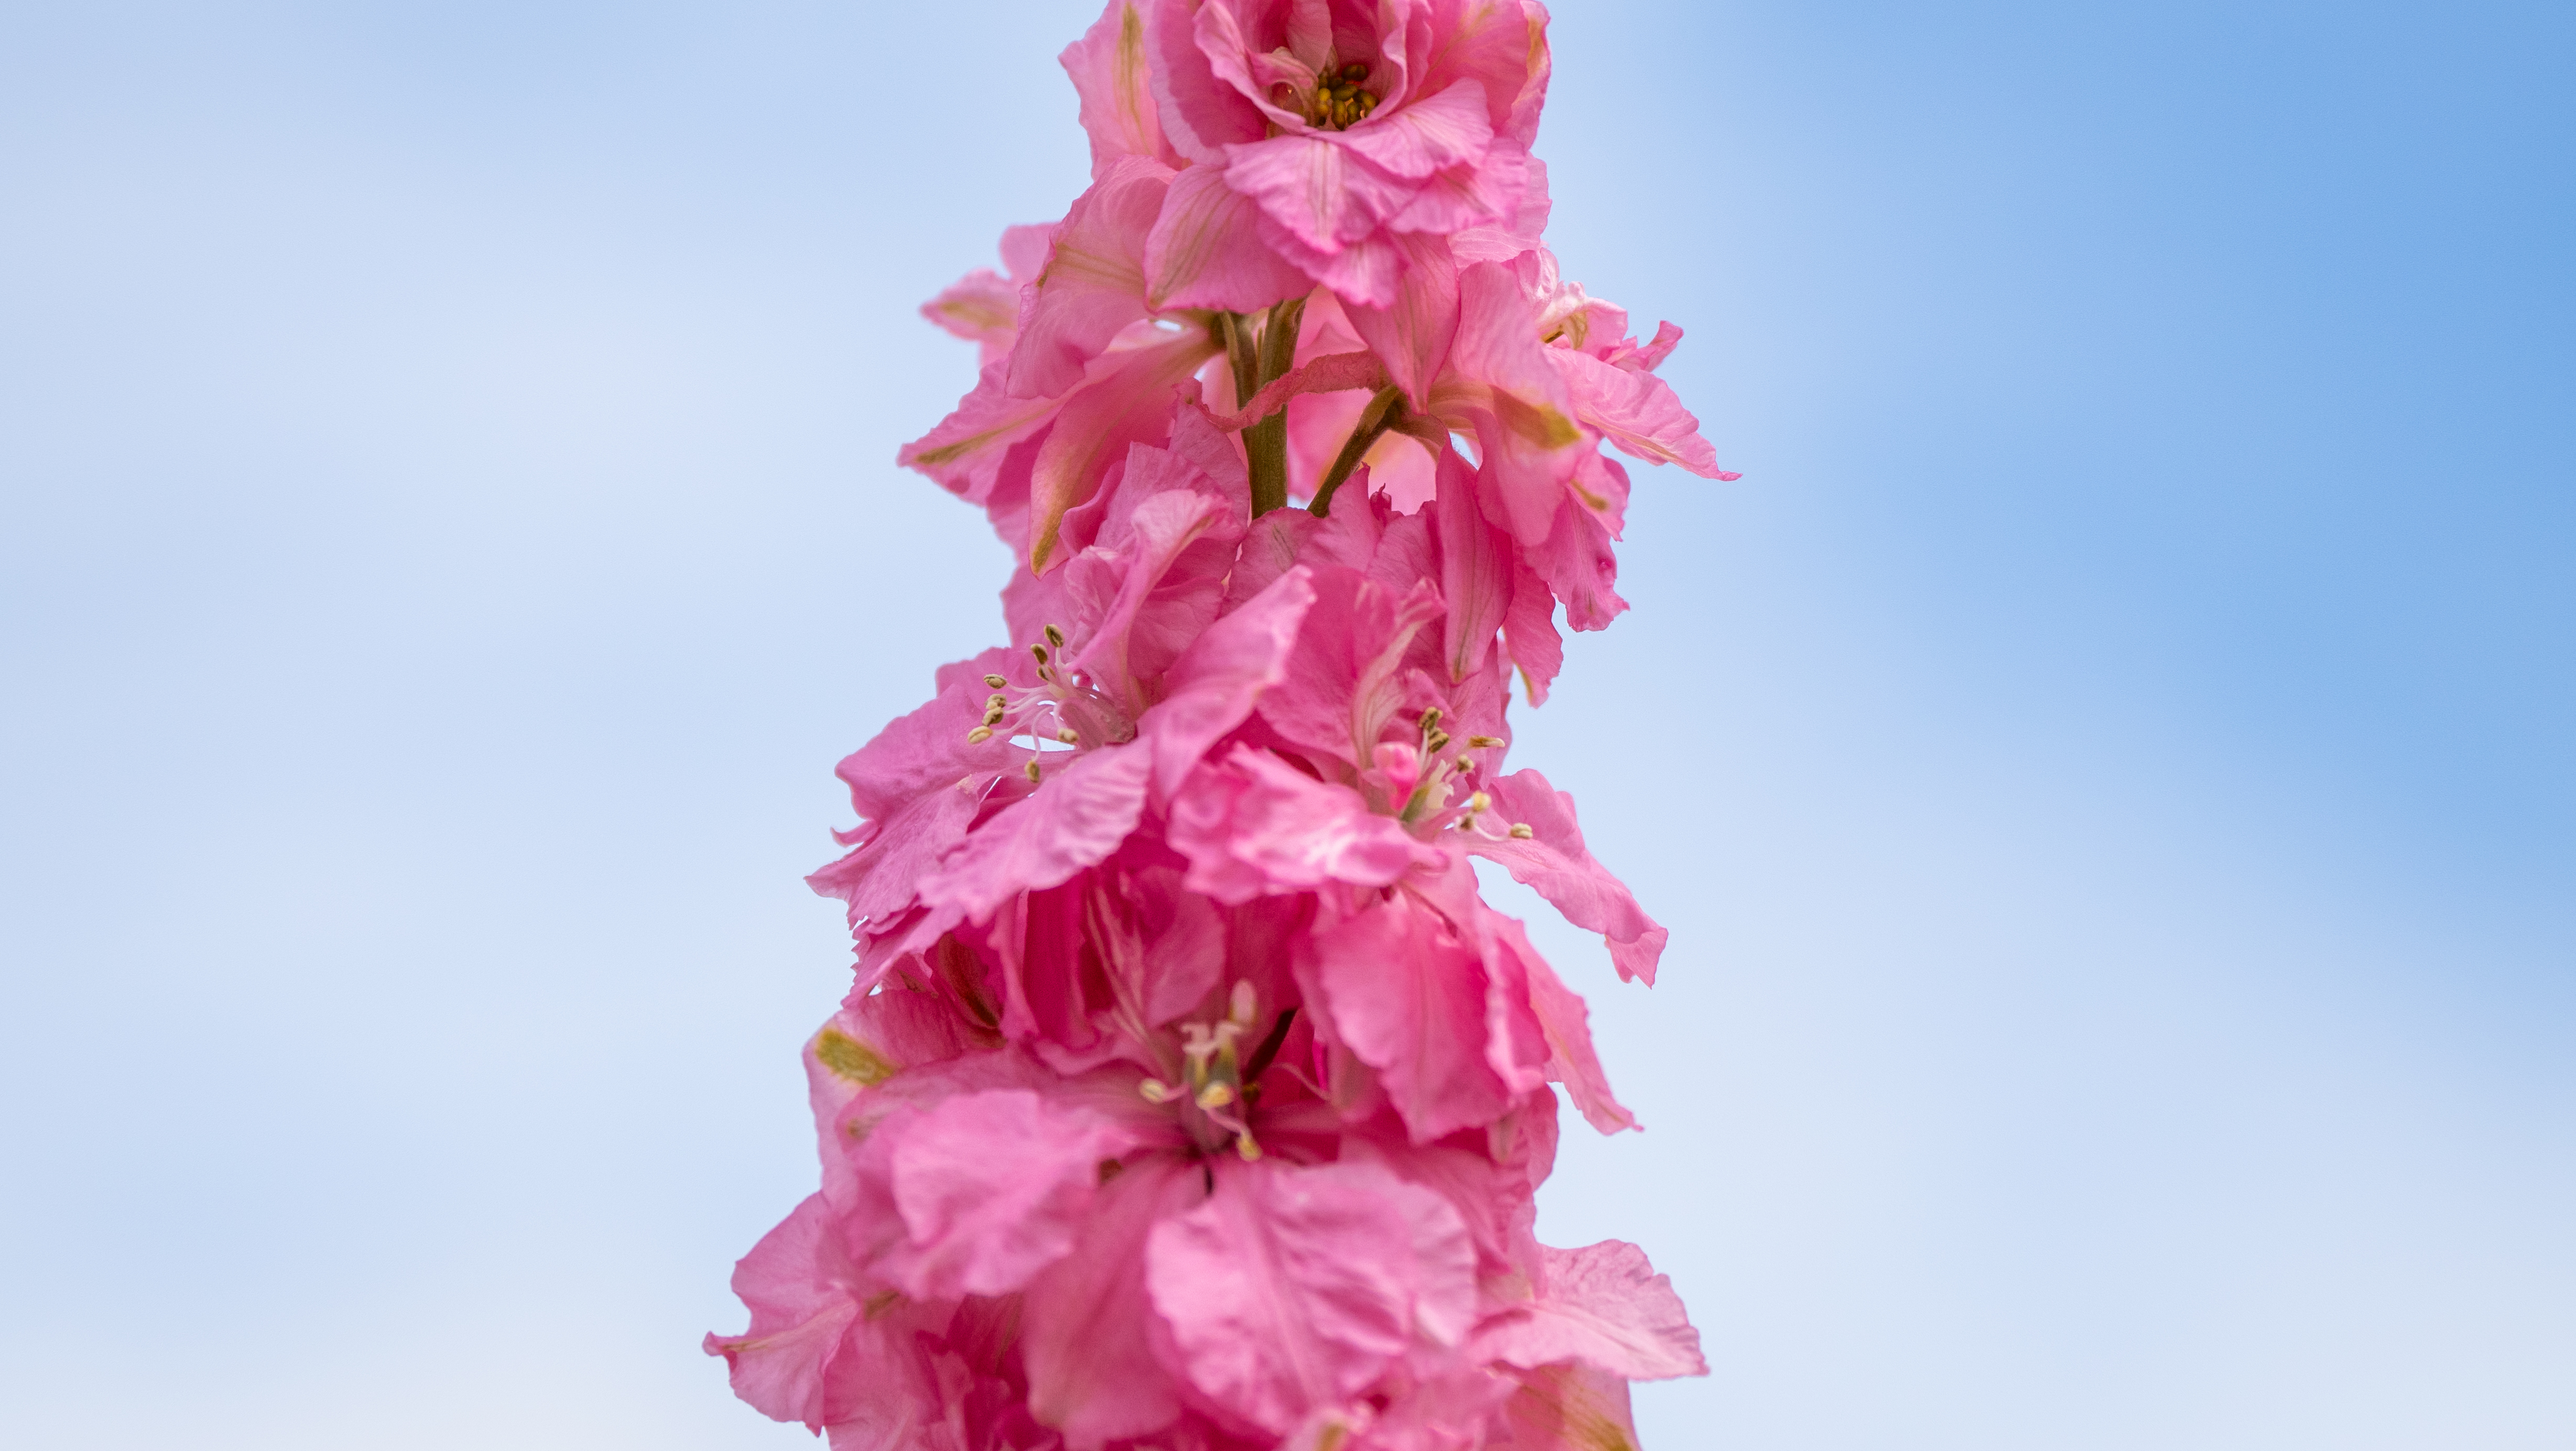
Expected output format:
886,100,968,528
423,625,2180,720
1141,0,1552,311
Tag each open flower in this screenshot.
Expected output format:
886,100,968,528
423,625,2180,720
1143,0,1551,311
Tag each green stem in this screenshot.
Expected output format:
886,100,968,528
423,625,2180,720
1242,297,1306,516
1308,385,1403,517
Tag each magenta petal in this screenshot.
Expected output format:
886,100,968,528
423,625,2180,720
1145,1160,1478,1435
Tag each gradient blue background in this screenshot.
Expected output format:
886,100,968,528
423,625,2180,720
3,2,2569,1446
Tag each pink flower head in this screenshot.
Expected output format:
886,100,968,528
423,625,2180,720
1142,0,1552,311
729,4,1733,1445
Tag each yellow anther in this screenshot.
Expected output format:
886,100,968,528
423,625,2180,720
1340,61,1369,82
1508,822,1535,839
1139,1079,1179,1103
1425,729,1451,753
1195,1082,1235,1110
1468,734,1505,749
983,674,1009,689
1025,759,1044,783
1467,792,1492,813
983,703,1006,726
1235,1133,1264,1162
1030,643,1050,664
1418,707,1443,733
1055,726,1079,744
965,726,995,745
1043,623,1066,648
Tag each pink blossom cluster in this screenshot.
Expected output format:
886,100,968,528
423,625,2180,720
710,4,1734,1448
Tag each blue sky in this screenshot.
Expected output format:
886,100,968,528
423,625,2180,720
2,2,2568,1446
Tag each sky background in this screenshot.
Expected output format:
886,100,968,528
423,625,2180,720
2,1,2570,1447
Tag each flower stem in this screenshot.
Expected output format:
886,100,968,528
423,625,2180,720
1308,385,1403,517
1241,298,1305,516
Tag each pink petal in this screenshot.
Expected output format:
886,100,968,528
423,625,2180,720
919,267,1020,367
1223,132,1415,254
1307,894,1515,1143
1433,445,1507,685
1466,768,1668,984
1144,564,1317,802
704,1194,860,1431
1144,161,1317,311
1487,913,1634,1134
1145,1160,1478,1435
1020,1156,1199,1443
1338,81,1494,181
1501,557,1563,706
1061,0,1184,177
899,359,1059,508
1028,331,1224,572
1008,158,1172,402
1169,745,1440,902
857,1089,1134,1300
1476,1239,1707,1381
1342,232,1459,408
1548,345,1728,477
919,743,1154,923
1147,0,1268,163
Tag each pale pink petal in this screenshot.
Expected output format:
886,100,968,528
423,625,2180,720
1443,262,1584,546
1338,81,1493,181
1028,331,1224,572
920,743,1154,922
1147,0,1268,163
920,268,1020,367
1477,1240,1706,1381
1224,133,1415,254
1433,445,1507,685
1342,232,1459,407
1307,894,1515,1143
1145,1160,1478,1435
1144,161,1316,311
1008,158,1171,401
1466,768,1668,984
1495,1362,1642,1450
1526,458,1631,633
1548,345,1729,477
1062,0,1184,176
1501,557,1563,705
1258,567,1444,770
899,360,1059,508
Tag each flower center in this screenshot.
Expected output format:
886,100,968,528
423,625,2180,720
1139,981,1295,1162
1283,60,1377,131
963,624,1138,781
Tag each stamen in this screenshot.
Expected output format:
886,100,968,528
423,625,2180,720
983,674,1008,689
1195,1082,1235,1110
1025,759,1043,783
1139,1079,1180,1103
1467,734,1505,749
1418,707,1443,734
1055,726,1079,744
1030,643,1050,664
965,725,994,745
1508,822,1534,839
1042,623,1066,649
